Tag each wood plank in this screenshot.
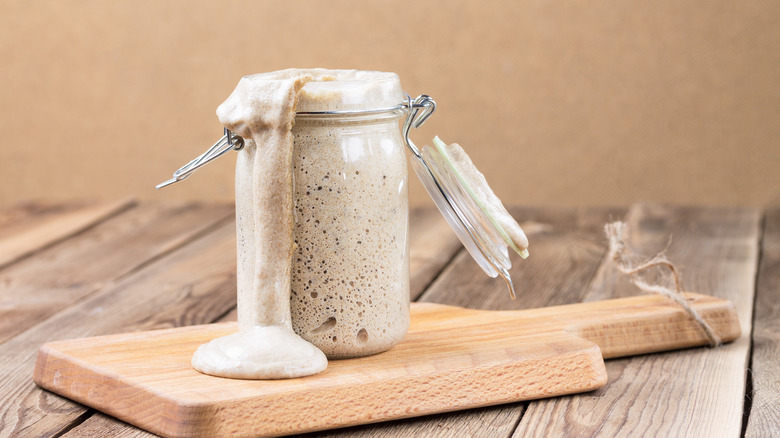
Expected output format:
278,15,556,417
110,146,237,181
72,407,521,438
35,294,739,438
297,406,522,438
64,412,158,438
408,207,464,300
420,206,627,309
0,198,134,269
745,207,780,437
0,202,234,344
514,203,761,438
305,206,625,438
0,220,239,437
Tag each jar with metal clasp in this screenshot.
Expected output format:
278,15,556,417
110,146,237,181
158,70,522,359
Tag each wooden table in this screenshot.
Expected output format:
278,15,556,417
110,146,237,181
0,199,777,437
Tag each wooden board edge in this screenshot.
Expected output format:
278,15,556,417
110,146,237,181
165,340,606,437
408,293,741,357
32,332,606,438
164,344,607,437
569,292,741,359
34,342,185,438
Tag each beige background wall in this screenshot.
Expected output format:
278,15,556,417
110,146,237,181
1,0,778,209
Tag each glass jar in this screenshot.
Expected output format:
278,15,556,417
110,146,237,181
288,75,410,358
161,69,523,378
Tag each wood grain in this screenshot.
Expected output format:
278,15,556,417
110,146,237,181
408,207,464,300
514,203,761,438
34,294,739,438
745,207,780,437
420,206,627,309
0,202,233,344
298,405,522,438
0,198,133,269
63,412,159,438
72,408,523,438
0,219,238,438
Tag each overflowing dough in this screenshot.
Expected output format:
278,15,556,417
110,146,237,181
192,69,409,378
192,71,327,379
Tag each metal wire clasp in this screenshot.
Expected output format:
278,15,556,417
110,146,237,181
156,128,244,189
401,94,436,158
155,94,435,189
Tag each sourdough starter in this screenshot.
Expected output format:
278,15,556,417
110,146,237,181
290,85,409,358
192,69,410,379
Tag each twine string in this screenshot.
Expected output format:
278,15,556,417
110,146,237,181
604,222,721,347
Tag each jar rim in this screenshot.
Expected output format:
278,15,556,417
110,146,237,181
295,104,407,119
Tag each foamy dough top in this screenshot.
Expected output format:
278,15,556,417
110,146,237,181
232,69,405,113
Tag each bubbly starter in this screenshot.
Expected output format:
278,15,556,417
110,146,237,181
191,69,410,379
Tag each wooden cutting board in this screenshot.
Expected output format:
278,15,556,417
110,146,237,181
34,292,739,438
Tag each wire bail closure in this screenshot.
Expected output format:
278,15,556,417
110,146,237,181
155,95,435,189
401,95,518,298
156,128,244,189
401,94,436,158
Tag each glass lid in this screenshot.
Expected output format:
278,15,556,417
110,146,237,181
402,95,527,299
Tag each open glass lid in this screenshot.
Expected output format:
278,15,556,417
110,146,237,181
402,95,528,299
